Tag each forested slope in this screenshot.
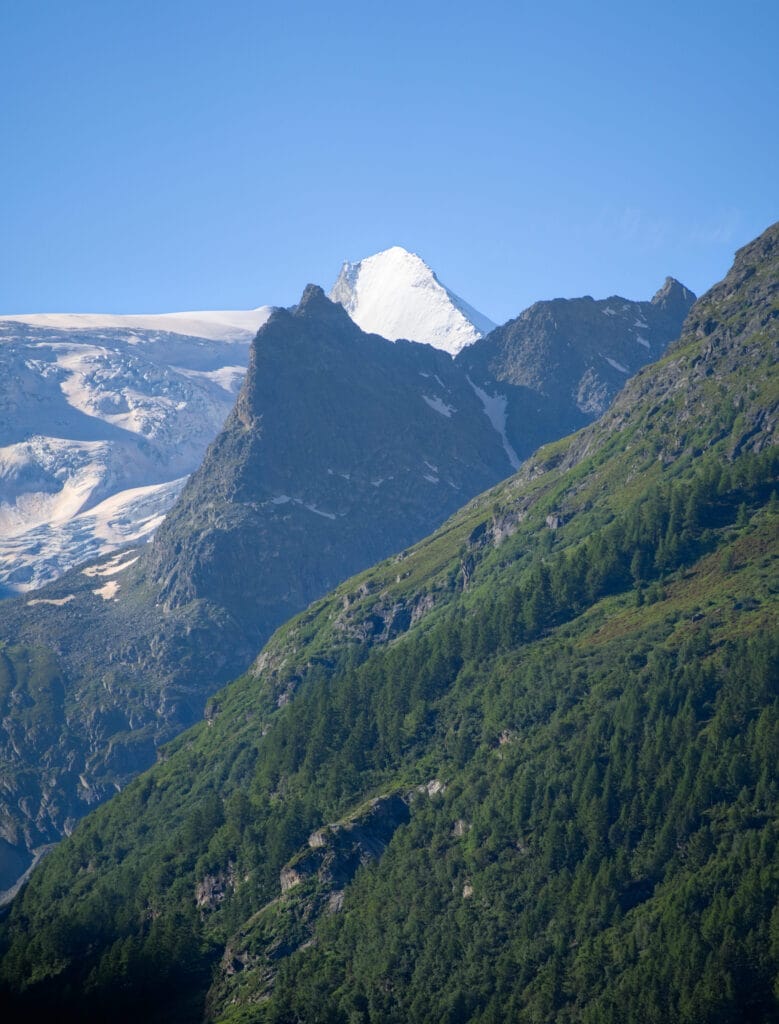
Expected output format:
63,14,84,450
0,224,776,1022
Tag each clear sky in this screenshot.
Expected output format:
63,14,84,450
1,0,776,323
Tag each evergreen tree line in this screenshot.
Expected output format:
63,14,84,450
0,444,776,1022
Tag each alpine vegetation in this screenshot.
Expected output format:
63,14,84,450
1,224,775,1022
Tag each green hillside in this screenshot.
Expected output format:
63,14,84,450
0,224,776,1022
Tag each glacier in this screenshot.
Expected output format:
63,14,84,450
0,309,272,593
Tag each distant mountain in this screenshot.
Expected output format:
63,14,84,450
458,276,696,451
0,224,774,1023
0,273,692,896
0,307,273,594
330,245,496,354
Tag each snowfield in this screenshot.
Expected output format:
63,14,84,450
1,307,272,343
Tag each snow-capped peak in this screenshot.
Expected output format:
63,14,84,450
329,246,495,355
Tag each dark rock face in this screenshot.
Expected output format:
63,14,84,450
281,792,411,893
458,280,695,455
144,286,512,642
208,791,414,1012
551,223,779,478
651,275,697,321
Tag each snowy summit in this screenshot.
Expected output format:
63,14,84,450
329,246,496,356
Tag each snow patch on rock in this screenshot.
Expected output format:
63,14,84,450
604,356,630,374
82,554,140,578
93,579,120,601
466,378,520,470
422,394,456,418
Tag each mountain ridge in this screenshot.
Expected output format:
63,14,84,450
0,254,692,595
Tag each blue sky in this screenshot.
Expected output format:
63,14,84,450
1,0,776,322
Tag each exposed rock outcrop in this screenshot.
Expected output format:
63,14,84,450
208,791,414,1016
